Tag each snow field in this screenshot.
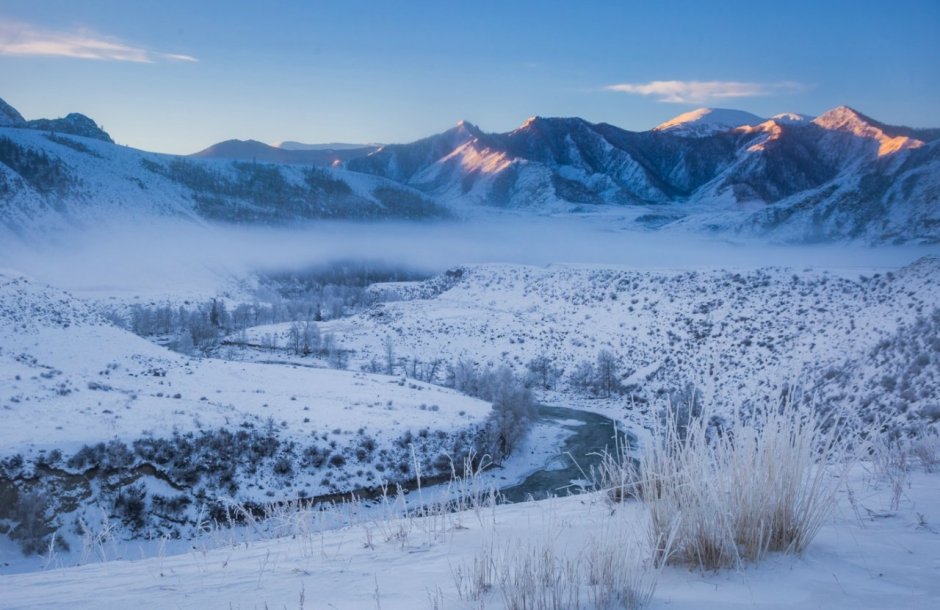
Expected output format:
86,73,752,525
1,459,937,609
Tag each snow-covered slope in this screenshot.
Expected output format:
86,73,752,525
1,466,937,609
311,258,940,431
274,140,377,151
191,138,378,166
0,271,492,544
0,98,449,238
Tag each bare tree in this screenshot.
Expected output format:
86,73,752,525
596,349,621,398
383,335,396,375
526,355,561,390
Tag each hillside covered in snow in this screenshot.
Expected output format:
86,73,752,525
0,271,495,553
0,97,450,238
305,257,940,433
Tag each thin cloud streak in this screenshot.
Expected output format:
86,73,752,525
605,80,805,104
0,19,196,63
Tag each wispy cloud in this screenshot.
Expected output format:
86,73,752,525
0,19,196,63
605,80,804,104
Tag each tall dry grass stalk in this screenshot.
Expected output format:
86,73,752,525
623,398,855,570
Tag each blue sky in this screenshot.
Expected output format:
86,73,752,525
1,0,938,154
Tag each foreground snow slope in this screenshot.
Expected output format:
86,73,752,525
1,466,936,609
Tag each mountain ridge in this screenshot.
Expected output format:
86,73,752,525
0,98,112,142
1,96,938,244
191,138,379,166
653,107,767,135
344,107,940,242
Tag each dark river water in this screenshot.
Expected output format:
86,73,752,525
498,404,633,502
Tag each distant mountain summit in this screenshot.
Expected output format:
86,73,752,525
811,105,930,156
653,108,766,136
0,98,26,127
771,112,813,124
274,141,378,151
652,108,816,135
192,138,378,166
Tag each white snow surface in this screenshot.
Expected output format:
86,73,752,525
0,271,490,476
771,112,814,123
0,465,936,609
304,258,940,425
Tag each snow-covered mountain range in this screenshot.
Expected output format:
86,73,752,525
349,107,940,242
1,96,938,243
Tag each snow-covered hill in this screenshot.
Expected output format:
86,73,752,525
191,138,378,166
0,271,492,547
274,140,378,151
0,97,449,238
306,258,940,432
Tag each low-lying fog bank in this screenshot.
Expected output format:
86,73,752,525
3,216,937,299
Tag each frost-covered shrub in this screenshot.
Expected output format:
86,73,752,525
150,493,191,518
273,456,293,476
922,404,940,423
662,383,705,443
633,399,852,570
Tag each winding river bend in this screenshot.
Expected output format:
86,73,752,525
498,405,633,502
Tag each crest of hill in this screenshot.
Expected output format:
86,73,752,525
275,141,379,151
0,96,112,142
0,272,102,332
191,138,379,166
0,97,26,127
